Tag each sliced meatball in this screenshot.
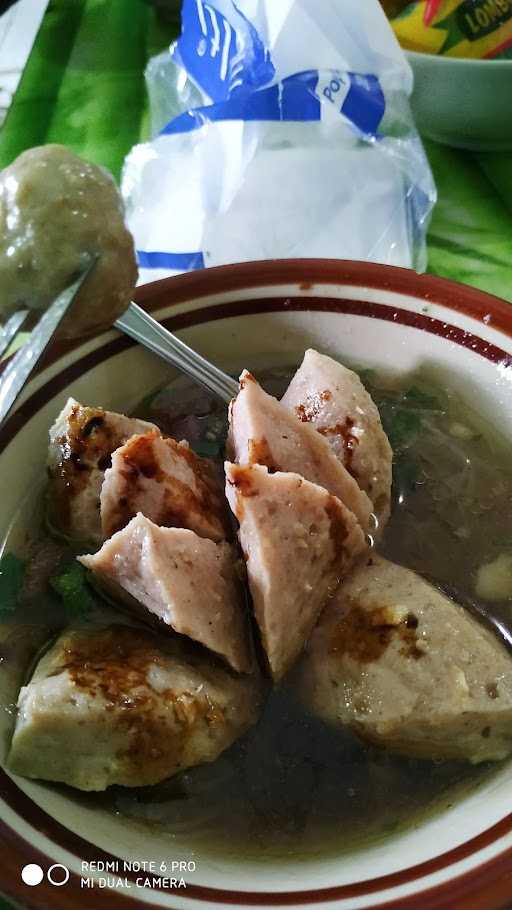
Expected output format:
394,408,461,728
225,463,367,681
228,371,372,533
281,349,392,530
79,513,252,673
8,624,261,791
100,429,230,541
47,398,156,544
297,555,512,763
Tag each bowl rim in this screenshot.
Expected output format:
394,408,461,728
1,258,512,910
2,259,512,386
132,258,512,322
128,258,512,349
405,48,512,67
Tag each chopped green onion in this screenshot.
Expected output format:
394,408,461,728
191,438,224,459
50,562,94,616
0,552,26,615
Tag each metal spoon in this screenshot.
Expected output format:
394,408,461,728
115,302,238,404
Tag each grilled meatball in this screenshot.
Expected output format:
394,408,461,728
297,555,512,763
9,623,261,791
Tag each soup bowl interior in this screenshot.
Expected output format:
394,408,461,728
0,260,512,910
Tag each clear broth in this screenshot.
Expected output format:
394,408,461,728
2,364,512,860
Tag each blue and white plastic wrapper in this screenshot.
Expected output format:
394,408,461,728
122,0,437,284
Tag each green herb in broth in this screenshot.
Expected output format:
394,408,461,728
50,561,94,617
0,553,26,615
190,437,225,459
366,381,445,508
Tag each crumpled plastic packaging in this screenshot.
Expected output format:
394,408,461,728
122,0,437,284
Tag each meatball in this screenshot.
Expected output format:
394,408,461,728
297,555,512,764
47,397,156,543
281,349,393,532
8,624,262,791
0,144,137,337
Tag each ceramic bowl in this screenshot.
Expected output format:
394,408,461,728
407,51,512,151
1,260,512,910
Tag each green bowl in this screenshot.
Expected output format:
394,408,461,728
406,50,512,151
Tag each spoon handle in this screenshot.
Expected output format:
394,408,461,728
116,302,239,405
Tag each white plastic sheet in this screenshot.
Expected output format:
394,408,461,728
122,0,437,284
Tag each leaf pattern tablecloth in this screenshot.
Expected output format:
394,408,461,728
0,0,511,905
1,0,511,302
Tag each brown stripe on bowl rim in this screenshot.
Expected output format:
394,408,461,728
1,258,511,382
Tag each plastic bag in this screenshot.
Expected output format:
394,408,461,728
122,0,437,284
387,0,512,59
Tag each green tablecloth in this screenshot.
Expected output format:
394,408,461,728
1,0,512,303
0,2,511,906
